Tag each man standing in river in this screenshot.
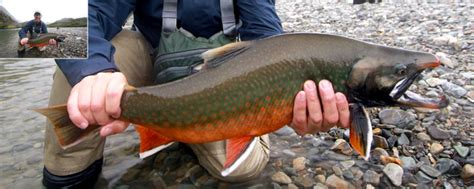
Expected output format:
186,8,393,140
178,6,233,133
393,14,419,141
17,11,56,53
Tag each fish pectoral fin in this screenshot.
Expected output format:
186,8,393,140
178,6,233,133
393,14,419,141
221,136,258,177
201,41,253,69
135,125,174,159
34,104,100,148
348,103,373,161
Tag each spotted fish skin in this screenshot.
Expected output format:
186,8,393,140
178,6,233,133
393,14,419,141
27,33,65,46
119,34,359,144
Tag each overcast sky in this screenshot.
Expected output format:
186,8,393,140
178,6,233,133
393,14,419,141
0,0,87,23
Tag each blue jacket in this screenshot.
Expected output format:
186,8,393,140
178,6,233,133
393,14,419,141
19,20,48,38
57,0,283,86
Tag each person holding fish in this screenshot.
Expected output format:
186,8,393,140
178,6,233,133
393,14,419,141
42,0,350,187
18,11,57,53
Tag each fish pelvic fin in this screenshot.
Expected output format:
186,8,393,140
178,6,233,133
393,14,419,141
201,41,252,69
221,136,258,177
135,125,174,159
34,104,100,148
349,104,373,161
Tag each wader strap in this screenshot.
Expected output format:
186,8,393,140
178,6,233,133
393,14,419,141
162,0,177,33
220,0,237,37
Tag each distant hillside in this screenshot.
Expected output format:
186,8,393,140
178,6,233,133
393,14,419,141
0,6,18,29
48,17,87,27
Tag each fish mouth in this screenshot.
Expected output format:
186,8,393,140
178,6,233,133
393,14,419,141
389,58,449,109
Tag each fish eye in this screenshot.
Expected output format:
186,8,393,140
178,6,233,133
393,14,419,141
395,64,407,75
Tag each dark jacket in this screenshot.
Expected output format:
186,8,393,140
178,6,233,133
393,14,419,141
19,20,48,39
57,0,283,86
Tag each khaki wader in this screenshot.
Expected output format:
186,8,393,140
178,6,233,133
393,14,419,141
44,0,270,182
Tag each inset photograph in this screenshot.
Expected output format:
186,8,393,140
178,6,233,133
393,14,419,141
0,0,87,58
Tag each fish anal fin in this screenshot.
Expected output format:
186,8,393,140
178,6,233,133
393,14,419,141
349,104,373,161
34,104,100,148
135,125,174,159
221,136,257,177
201,41,252,69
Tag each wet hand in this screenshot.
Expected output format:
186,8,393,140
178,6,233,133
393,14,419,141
290,80,350,136
20,38,28,45
68,72,130,137
49,39,57,45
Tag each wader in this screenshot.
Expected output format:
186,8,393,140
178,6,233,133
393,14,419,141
18,22,46,57
43,0,270,187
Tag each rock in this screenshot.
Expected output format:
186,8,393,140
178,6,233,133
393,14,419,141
373,135,389,149
330,139,353,156
453,145,469,158
333,166,343,176
430,142,444,154
282,149,296,157
383,163,403,186
33,143,41,148
274,126,295,136
293,157,306,171
288,184,298,189
427,126,451,140
420,164,442,178
461,164,474,184
340,160,355,170
435,52,455,68
313,183,328,189
397,133,410,146
283,167,297,177
294,176,314,188
378,109,416,129
425,78,447,87
435,158,462,176
466,91,474,102
416,132,431,141
314,174,326,183
415,171,433,184
442,82,468,98
325,174,353,189
363,170,381,185
271,171,292,184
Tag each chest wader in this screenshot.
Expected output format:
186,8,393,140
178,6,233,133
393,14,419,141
17,22,44,55
152,0,239,84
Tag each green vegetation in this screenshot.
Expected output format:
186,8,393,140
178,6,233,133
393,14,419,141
0,6,18,29
48,17,87,27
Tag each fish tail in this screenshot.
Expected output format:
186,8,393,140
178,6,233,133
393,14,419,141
34,104,99,148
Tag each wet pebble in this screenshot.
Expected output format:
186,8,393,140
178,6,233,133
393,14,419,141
292,157,306,171
363,170,381,185
383,163,403,186
420,164,442,178
417,132,432,142
330,139,353,156
378,109,416,129
427,126,451,140
430,142,444,154
325,174,353,189
271,171,292,184
453,144,469,158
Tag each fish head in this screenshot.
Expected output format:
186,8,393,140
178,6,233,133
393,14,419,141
347,46,448,109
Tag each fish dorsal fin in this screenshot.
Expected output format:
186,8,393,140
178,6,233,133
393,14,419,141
201,41,252,69
348,104,373,161
221,136,257,177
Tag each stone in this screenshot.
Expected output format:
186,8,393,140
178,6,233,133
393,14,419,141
342,171,354,180
340,160,355,170
363,170,381,185
373,135,389,149
274,126,295,136
453,145,469,158
430,142,444,154
420,164,442,178
33,143,41,148
435,52,455,68
442,82,468,98
416,132,431,141
294,176,314,188
425,78,447,87
288,184,298,189
427,126,451,140
461,164,474,184
282,149,296,157
313,183,328,189
378,109,416,129
330,139,353,155
314,174,326,183
383,163,403,186
325,174,353,189
435,158,462,176
333,166,343,176
397,133,410,146
415,171,433,184
271,171,292,184
292,157,306,171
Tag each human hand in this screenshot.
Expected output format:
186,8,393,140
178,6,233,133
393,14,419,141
49,39,57,45
20,38,29,45
290,80,350,135
68,72,130,137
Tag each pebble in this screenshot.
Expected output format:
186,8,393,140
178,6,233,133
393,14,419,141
330,139,353,156
442,82,468,98
282,149,296,157
430,142,444,154
461,164,474,184
313,183,328,189
453,145,469,158
427,126,451,140
417,132,432,141
397,133,410,146
340,160,355,170
373,135,389,149
288,183,298,189
425,77,447,87
378,109,416,129
271,171,292,184
325,174,353,189
294,176,314,188
292,157,306,171
33,143,41,149
420,164,442,178
383,163,403,186
274,126,295,136
415,171,434,184
435,158,462,176
435,52,455,68
333,166,343,176
363,170,381,185
314,174,326,183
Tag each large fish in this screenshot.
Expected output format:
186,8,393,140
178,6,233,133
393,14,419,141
27,33,66,48
36,33,448,176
